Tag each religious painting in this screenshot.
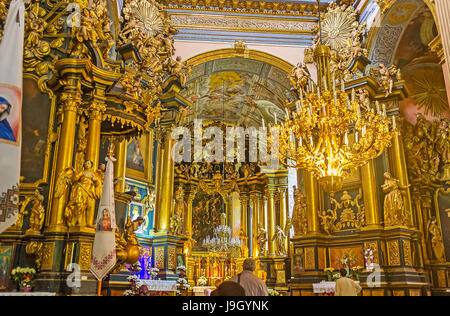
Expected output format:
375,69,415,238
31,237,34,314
329,246,364,272
125,180,155,236
96,207,113,232
191,192,224,248
127,138,145,173
180,58,290,128
0,245,12,290
0,84,20,144
435,188,450,261
176,253,185,269
20,78,53,183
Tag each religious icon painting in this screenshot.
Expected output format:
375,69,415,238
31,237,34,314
0,86,20,145
96,207,113,232
0,245,13,290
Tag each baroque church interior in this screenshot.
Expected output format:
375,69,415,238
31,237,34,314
0,0,449,297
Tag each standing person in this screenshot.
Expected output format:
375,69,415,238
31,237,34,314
335,268,362,296
229,258,269,296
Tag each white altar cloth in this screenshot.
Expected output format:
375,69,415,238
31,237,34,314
0,292,56,296
312,281,360,294
139,280,177,291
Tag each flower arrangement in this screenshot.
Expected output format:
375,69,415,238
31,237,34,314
150,268,159,279
352,266,363,280
177,265,187,271
128,262,142,275
324,268,340,281
198,275,208,286
176,277,191,296
268,290,280,296
11,267,36,292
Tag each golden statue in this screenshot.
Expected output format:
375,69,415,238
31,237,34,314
272,225,287,256
55,160,104,228
26,189,46,234
169,186,185,235
257,225,267,256
292,185,308,235
427,217,446,262
113,216,145,273
239,228,249,258
319,209,337,236
289,62,311,94
381,172,410,227
371,63,401,97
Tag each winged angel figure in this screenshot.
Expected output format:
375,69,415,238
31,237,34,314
55,160,104,228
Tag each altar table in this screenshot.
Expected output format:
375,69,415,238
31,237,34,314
312,281,360,296
139,280,177,292
0,292,56,296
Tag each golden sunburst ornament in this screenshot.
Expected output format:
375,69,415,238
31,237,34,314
320,3,357,52
133,0,164,36
413,72,449,116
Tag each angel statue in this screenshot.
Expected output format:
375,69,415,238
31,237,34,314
272,225,287,256
27,188,46,234
289,62,311,95
375,64,401,97
257,225,267,256
381,172,410,227
55,160,104,228
427,217,446,262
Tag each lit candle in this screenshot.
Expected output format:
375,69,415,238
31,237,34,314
317,84,321,98
344,132,348,145
332,74,336,94
376,101,380,114
299,136,302,146
355,131,359,142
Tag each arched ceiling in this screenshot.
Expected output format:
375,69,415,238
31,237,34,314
180,56,293,127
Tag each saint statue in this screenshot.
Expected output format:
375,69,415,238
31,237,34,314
257,225,267,256
292,185,307,235
381,172,410,227
27,189,46,233
272,225,287,256
427,217,446,262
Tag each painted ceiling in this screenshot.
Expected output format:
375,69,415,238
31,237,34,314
180,57,292,127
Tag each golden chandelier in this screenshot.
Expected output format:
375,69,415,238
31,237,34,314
277,45,393,193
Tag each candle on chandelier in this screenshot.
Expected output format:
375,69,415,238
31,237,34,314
300,89,304,109
376,101,380,114
341,79,345,92
323,77,328,91
344,132,348,145
262,117,265,128
382,103,386,117
351,89,355,103
285,107,290,119
299,136,303,146
274,113,277,125
392,116,396,129
296,100,301,115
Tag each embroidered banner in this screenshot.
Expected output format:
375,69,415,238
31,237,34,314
0,0,25,233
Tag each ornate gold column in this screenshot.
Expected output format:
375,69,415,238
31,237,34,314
157,128,174,233
240,194,248,235
304,170,321,234
47,89,81,233
251,193,259,257
113,139,127,193
267,189,276,256
279,187,288,251
84,99,106,228
361,160,382,229
389,130,414,227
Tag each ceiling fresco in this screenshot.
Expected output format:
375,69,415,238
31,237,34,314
180,57,292,127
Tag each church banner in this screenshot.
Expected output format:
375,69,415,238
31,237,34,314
0,0,25,233
90,151,117,280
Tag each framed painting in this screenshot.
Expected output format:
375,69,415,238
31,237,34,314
126,131,154,181
0,245,13,291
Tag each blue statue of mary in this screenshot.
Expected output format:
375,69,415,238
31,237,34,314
0,96,15,142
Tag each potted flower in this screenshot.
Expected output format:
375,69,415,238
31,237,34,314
352,266,363,280
324,267,335,281
198,275,208,286
177,265,187,278
268,290,280,296
11,267,36,292
150,268,159,280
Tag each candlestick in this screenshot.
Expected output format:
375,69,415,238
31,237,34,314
351,89,355,103
344,132,348,145
323,77,328,91
262,118,265,129
296,100,300,115
285,108,290,119
341,79,345,92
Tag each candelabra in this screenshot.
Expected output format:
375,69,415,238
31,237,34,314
277,46,394,193
202,213,242,257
